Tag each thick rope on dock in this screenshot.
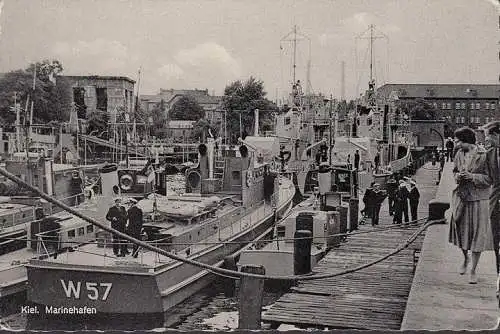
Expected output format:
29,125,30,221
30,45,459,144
0,167,444,282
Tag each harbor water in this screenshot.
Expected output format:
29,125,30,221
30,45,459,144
0,280,285,330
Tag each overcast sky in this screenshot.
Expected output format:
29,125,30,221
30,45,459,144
0,0,498,100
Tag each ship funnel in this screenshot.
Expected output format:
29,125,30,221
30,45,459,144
198,144,209,180
99,164,119,197
254,109,259,136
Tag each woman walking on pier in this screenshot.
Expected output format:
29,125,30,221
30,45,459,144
449,127,494,284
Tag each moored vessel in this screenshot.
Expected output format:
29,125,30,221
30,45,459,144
24,137,295,314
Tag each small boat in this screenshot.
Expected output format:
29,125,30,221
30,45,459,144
24,138,296,314
237,163,359,290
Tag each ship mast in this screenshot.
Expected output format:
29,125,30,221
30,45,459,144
355,24,388,107
280,25,310,87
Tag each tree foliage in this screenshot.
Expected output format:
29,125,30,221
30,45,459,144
170,95,205,121
86,111,109,138
191,118,219,143
222,77,278,143
397,98,437,120
0,59,70,127
150,99,168,137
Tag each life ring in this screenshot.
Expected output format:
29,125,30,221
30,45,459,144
246,170,253,187
120,174,134,190
71,171,80,179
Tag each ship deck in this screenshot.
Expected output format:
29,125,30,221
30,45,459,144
28,178,296,272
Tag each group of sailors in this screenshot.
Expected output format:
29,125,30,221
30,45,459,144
105,198,144,258
362,175,420,226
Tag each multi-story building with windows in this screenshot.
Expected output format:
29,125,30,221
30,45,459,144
377,84,500,133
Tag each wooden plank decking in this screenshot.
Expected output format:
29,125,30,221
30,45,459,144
262,162,441,330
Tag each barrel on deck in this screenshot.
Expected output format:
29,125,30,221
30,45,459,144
325,211,341,248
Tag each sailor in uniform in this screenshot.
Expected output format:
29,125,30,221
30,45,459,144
127,198,144,258
106,198,129,257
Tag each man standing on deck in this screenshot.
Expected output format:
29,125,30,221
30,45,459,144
127,198,144,258
446,137,455,162
371,183,387,226
106,198,129,257
386,175,398,216
393,180,410,224
408,181,420,222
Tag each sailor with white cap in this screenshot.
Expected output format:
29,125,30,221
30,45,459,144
127,197,143,258
408,180,420,222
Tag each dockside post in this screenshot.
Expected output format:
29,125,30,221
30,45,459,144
238,264,265,330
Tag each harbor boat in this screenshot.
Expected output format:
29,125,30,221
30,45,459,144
0,152,157,298
238,162,359,288
24,137,295,314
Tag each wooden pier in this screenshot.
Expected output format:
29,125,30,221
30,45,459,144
262,162,441,330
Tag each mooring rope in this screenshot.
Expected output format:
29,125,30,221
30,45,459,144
0,167,445,282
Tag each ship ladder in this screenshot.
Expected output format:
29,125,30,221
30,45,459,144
214,159,225,185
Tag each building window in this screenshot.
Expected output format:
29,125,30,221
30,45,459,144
433,102,438,109
284,117,291,125
456,117,461,124
471,103,475,110
461,103,465,109
447,103,451,109
486,117,490,123
491,102,496,110
476,103,480,109
470,117,475,124
486,103,490,110
455,102,460,109
461,117,465,124
96,88,108,111
442,103,446,109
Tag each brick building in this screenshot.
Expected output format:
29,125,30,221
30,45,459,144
376,84,500,133
140,89,223,123
57,75,135,121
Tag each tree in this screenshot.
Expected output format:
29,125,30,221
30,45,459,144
222,77,278,142
0,59,70,127
86,110,109,138
170,96,205,121
397,98,437,120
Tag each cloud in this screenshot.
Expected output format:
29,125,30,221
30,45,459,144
0,1,4,37
174,42,241,77
158,63,184,80
52,39,132,74
483,0,500,13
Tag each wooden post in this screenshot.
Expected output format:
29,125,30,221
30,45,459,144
238,264,265,330
223,255,238,298
294,230,312,275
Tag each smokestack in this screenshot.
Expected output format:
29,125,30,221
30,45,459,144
341,61,345,101
254,109,259,136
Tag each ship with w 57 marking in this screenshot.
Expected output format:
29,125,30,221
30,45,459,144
24,135,295,314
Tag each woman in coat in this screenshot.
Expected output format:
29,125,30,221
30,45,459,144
449,127,494,284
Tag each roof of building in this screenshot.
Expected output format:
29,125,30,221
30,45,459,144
140,89,223,107
377,83,500,99
167,120,196,128
59,75,136,84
